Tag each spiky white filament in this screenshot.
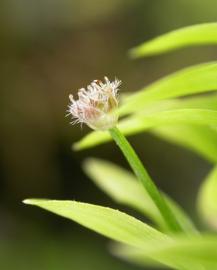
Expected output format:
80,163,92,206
67,77,121,129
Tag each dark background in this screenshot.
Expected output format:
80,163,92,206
1,0,217,269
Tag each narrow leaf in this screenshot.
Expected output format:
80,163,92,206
24,199,213,270
23,199,169,247
152,125,217,163
119,62,217,115
130,23,217,58
73,109,217,150
120,92,217,117
111,244,162,268
112,235,217,270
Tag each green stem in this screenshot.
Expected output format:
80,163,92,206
109,126,183,233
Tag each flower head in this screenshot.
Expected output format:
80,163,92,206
67,77,121,130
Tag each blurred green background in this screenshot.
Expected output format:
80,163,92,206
1,0,217,269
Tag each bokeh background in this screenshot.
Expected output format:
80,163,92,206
1,0,217,269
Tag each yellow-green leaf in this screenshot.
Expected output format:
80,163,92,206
73,109,217,150
25,200,217,270
119,62,217,115
151,125,217,163
23,199,169,248
130,23,217,58
112,235,217,270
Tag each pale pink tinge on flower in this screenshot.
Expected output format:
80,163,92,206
67,77,121,130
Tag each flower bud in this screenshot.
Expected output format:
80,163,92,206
67,77,121,130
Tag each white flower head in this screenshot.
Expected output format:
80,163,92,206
67,76,121,130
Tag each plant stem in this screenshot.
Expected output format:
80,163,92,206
109,126,183,233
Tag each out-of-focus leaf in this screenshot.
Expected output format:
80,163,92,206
73,109,217,150
111,244,163,269
129,23,217,58
174,94,217,110
197,166,217,230
112,235,217,270
118,62,217,115
151,125,217,163
23,199,170,248
83,158,197,233
120,92,217,118
120,94,217,160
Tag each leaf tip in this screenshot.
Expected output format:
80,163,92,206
22,198,47,205
82,159,90,171
128,48,139,59
72,142,81,151
82,158,100,178
23,198,35,205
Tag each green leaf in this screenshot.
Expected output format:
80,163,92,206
119,62,217,115
24,199,215,269
75,94,217,162
23,199,170,248
83,158,197,233
151,125,217,163
165,93,217,111
111,243,162,269
121,92,217,116
162,94,216,113
112,235,217,270
73,109,217,150
197,166,217,230
120,94,217,164
129,23,217,58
